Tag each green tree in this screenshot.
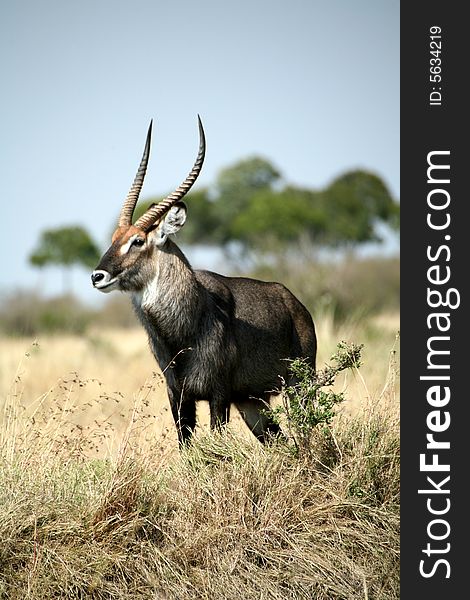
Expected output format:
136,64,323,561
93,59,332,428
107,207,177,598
319,170,400,246
216,156,281,203
133,157,281,246
208,160,398,252
29,225,101,291
127,158,399,255
213,157,281,243
228,186,328,249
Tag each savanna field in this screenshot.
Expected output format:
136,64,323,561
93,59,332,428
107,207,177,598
0,253,399,600
0,294,400,599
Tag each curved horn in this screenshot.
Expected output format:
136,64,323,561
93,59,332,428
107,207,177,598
118,120,153,227
134,115,206,231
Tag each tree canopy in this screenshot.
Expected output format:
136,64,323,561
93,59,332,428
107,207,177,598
135,156,399,252
29,226,101,270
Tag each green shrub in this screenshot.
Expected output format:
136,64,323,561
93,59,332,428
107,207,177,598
271,341,363,456
0,291,95,336
248,254,399,323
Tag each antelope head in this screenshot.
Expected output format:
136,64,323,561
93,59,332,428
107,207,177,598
91,117,205,293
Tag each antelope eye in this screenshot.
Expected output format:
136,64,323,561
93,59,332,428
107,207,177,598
132,237,145,247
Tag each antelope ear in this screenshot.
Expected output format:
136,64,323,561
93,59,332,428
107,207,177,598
152,202,187,247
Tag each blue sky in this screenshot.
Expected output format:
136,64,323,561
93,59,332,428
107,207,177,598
0,0,399,303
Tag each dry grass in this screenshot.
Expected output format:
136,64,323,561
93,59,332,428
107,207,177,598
0,312,399,599
0,312,399,450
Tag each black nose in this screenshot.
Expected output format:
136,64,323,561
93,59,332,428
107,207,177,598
91,272,105,285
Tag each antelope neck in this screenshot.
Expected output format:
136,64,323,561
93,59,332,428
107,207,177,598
132,241,202,343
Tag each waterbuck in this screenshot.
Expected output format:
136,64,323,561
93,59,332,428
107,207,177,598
91,118,317,445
